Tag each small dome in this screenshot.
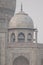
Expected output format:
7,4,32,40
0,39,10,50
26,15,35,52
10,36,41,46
9,6,34,29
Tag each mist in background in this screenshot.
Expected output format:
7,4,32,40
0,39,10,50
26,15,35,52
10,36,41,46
15,0,43,43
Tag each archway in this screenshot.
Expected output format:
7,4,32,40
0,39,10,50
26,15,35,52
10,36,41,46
13,56,29,65
18,32,25,42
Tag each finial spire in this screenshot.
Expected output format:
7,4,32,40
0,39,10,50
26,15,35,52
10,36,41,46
21,3,23,12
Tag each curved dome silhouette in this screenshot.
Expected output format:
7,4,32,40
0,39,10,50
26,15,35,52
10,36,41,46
9,6,34,29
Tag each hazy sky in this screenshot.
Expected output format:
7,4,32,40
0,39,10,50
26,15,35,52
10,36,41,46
15,0,43,43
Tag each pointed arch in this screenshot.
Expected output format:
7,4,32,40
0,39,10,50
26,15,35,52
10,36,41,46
13,56,29,65
27,33,32,41
18,32,25,42
11,33,15,42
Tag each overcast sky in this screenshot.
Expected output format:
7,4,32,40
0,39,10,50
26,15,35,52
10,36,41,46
15,0,43,43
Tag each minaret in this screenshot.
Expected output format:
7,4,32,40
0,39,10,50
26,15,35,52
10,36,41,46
0,0,16,65
0,0,16,21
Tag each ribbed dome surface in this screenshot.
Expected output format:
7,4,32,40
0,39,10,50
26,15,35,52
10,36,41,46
9,11,34,28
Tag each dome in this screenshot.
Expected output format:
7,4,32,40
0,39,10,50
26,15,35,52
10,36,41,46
9,5,34,29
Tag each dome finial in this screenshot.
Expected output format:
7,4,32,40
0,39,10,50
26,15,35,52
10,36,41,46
21,3,23,12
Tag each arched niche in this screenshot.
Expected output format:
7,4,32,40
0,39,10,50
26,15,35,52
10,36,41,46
11,33,15,42
27,33,32,41
13,56,29,65
18,32,25,42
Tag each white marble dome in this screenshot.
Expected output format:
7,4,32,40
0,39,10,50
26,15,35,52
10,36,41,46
9,9,34,28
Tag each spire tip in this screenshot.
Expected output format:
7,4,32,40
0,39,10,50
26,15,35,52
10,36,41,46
21,3,23,12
